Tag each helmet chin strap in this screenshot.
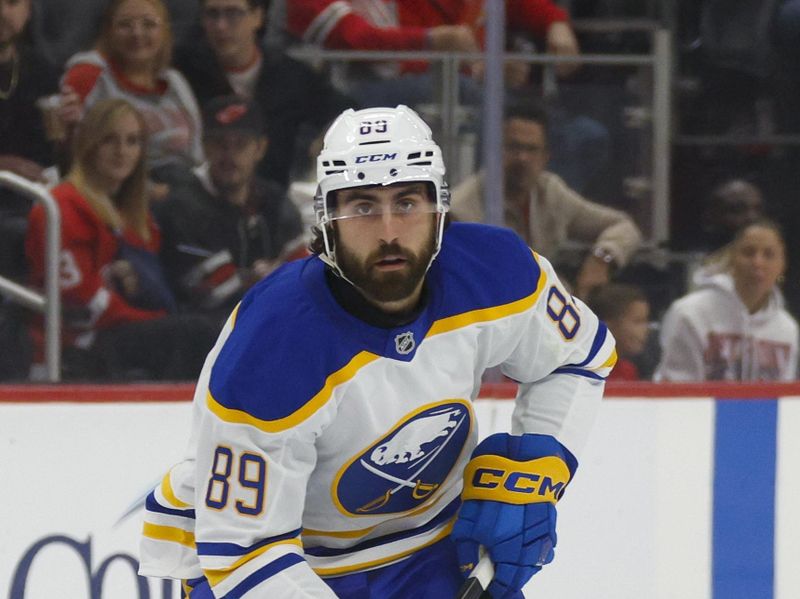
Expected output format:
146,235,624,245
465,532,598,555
426,211,447,270
320,221,360,290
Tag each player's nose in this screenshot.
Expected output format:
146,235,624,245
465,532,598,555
378,208,403,238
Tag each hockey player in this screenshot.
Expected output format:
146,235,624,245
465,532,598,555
139,105,616,598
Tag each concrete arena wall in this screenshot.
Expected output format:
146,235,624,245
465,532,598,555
1,382,799,599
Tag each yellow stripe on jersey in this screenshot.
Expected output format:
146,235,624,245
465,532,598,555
229,302,241,329
206,351,380,433
426,259,547,339
142,522,196,549
203,538,303,587
303,524,380,540
312,519,456,577
161,470,190,509
599,348,618,369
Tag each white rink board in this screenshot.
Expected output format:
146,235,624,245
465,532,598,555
1,395,796,599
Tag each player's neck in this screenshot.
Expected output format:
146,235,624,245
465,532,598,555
369,284,424,315
326,269,426,328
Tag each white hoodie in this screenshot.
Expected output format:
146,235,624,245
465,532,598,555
655,273,799,381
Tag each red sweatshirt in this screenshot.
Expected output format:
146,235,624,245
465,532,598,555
26,181,163,356
289,0,568,50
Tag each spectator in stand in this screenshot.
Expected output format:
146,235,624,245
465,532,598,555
0,0,59,182
289,1,613,194
588,283,651,381
0,0,61,294
25,99,217,381
173,0,353,187
451,102,641,299
288,0,579,94
692,178,765,287
155,95,306,325
655,219,798,382
57,0,203,187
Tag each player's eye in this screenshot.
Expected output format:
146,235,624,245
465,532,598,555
395,199,417,214
352,202,375,216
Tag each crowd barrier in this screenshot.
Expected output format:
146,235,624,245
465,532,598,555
2,381,799,599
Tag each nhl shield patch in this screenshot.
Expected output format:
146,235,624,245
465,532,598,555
334,400,472,515
394,331,415,355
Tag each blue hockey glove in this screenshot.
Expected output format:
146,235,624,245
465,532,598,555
451,433,578,599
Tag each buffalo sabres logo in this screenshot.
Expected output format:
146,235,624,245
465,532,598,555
335,401,472,515
394,331,415,355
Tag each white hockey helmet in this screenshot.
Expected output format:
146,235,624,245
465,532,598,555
314,105,450,276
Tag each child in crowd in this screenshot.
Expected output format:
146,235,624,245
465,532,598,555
588,283,651,381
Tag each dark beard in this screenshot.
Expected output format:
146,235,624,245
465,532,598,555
337,234,436,305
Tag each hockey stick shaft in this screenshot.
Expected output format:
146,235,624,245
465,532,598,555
454,550,494,599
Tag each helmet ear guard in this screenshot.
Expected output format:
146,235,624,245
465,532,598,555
313,105,450,276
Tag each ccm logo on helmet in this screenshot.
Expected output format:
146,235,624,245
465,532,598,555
471,468,566,498
355,153,398,163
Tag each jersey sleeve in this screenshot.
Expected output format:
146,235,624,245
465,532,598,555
559,181,643,267
500,250,616,458
508,0,570,39
141,302,339,597
288,0,428,49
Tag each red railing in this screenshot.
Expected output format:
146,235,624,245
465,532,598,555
2,381,800,403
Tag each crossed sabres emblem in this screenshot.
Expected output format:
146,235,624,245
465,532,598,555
354,405,468,513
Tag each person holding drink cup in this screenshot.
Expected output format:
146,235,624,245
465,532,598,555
55,0,203,189
0,0,59,182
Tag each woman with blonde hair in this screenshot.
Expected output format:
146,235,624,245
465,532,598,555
56,0,203,182
656,219,798,381
26,98,216,380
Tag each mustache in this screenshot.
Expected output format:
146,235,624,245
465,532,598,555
369,242,415,263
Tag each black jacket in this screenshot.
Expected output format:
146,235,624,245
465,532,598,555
174,41,354,187
0,44,59,166
154,168,304,316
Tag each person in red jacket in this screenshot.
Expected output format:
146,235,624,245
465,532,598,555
289,0,577,69
26,98,217,381
287,0,579,106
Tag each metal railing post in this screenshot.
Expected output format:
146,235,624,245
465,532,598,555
652,28,672,245
0,171,61,381
437,54,459,170
482,0,506,227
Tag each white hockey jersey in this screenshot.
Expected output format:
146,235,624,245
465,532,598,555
139,223,616,597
